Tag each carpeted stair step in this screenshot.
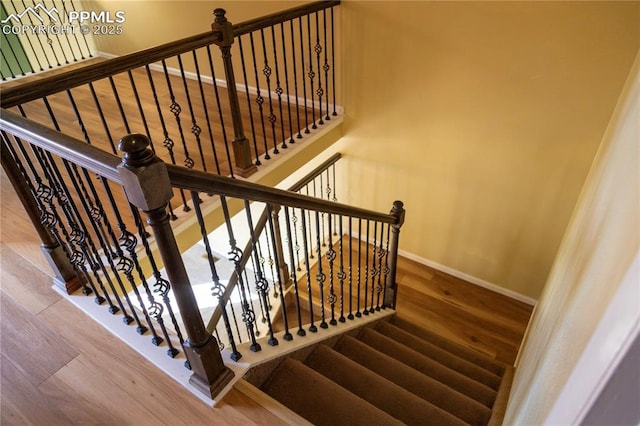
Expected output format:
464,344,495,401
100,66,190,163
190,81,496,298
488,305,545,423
334,335,492,426
375,321,503,390
261,357,402,426
391,316,506,376
304,344,467,426
358,327,497,407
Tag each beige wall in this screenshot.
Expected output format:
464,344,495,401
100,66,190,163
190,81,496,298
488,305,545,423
505,53,639,425
335,1,639,299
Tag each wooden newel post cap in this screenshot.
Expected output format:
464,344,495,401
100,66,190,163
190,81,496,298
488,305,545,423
212,8,234,47
117,134,173,212
391,200,405,228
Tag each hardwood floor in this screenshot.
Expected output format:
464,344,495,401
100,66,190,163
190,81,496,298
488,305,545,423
1,169,533,423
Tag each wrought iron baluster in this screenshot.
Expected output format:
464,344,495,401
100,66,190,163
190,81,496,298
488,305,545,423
323,9,330,121
270,25,287,150
2,35,29,76
300,209,317,332
382,223,391,308
315,211,328,329
318,174,326,246
196,48,222,174
298,17,310,134
330,6,337,116
314,12,324,125
7,2,43,72
292,208,302,271
260,29,279,155
248,33,270,160
262,221,278,299
348,217,354,320
288,20,303,139
304,185,314,259
177,54,207,172
376,222,386,311
58,0,86,60
51,0,77,63
127,70,154,149
191,191,241,361
88,82,118,153
205,46,235,177
363,219,370,315
278,22,295,145
243,200,277,346
370,221,378,314
221,196,261,352
283,206,305,336
356,218,362,317
237,36,261,165
20,0,58,67
266,204,292,340
338,216,346,322
70,0,93,57
306,14,317,129
247,244,267,329
326,214,337,326
108,76,132,134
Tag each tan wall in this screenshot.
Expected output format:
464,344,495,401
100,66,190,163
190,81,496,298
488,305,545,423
505,53,639,425
334,1,639,299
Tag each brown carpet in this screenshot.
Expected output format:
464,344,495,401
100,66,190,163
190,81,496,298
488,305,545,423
259,316,513,425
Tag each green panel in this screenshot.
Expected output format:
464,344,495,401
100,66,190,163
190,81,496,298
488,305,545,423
1,2,34,78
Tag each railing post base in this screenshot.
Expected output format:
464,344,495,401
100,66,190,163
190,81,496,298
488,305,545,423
185,338,235,399
42,244,80,294
232,136,258,177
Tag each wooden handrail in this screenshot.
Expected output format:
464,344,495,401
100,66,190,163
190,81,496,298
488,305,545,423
168,165,397,225
0,109,122,182
232,0,340,37
0,31,222,109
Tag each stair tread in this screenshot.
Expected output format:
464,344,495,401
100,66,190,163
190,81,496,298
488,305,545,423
391,315,506,374
335,335,492,426
358,327,497,407
376,321,502,390
261,357,403,426
304,344,468,426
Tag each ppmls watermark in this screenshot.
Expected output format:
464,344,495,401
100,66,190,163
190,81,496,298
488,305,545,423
1,3,126,35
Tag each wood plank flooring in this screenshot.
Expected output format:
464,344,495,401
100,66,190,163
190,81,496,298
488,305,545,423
1,168,533,423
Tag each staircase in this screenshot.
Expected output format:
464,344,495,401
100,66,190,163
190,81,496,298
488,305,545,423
247,315,512,426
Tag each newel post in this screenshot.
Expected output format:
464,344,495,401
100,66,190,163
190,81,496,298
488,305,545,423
212,8,258,178
117,134,234,399
384,201,405,309
1,140,78,293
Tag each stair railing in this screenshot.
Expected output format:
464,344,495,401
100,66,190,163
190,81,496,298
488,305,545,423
1,0,340,189
1,109,404,399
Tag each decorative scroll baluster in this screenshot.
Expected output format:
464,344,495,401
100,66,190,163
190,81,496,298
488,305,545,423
298,17,310,134
306,15,317,130
376,222,386,311
363,219,370,315
348,217,354,320
195,48,221,174
262,224,278,299
356,218,362,317
266,204,292,340
287,21,303,140
176,54,207,172
270,26,288,150
338,216,346,322
292,208,302,271
330,6,337,116
326,214,337,326
314,12,324,126
221,196,260,353
260,29,279,155
300,209,317,332
322,9,331,121
248,33,270,160
370,221,378,314
382,223,392,308
315,211,328,329
237,37,261,165
192,191,241,361
284,206,306,336
305,186,314,259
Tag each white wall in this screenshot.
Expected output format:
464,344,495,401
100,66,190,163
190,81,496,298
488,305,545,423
505,53,640,425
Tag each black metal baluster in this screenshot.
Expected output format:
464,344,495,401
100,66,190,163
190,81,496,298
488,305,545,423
356,218,362,317
370,221,378,314
243,267,261,336
300,209,317,332
205,46,235,177
2,30,29,76
292,208,302,271
283,206,305,336
348,217,354,320
266,204,292,340
363,219,370,315
331,6,337,116
248,34,270,160
51,0,77,63
260,29,279,155
279,22,295,145
288,21,303,139
327,168,337,237
70,0,93,57
108,76,132,134
9,2,43,72
58,0,85,60
32,0,69,64
237,37,261,165
177,54,207,172
87,82,117,153
376,222,385,311
306,15,317,129
315,211,328,328
247,244,267,330
221,196,261,352
194,49,222,175
145,64,184,217
323,9,330,121
314,11,324,125
326,214,337,326
127,70,154,147
270,26,288,150
192,191,241,361
19,0,54,68
304,185,314,259
338,216,346,322
243,201,277,346
318,174,326,246
381,223,392,308
162,59,195,199
262,222,279,299
298,17,310,134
